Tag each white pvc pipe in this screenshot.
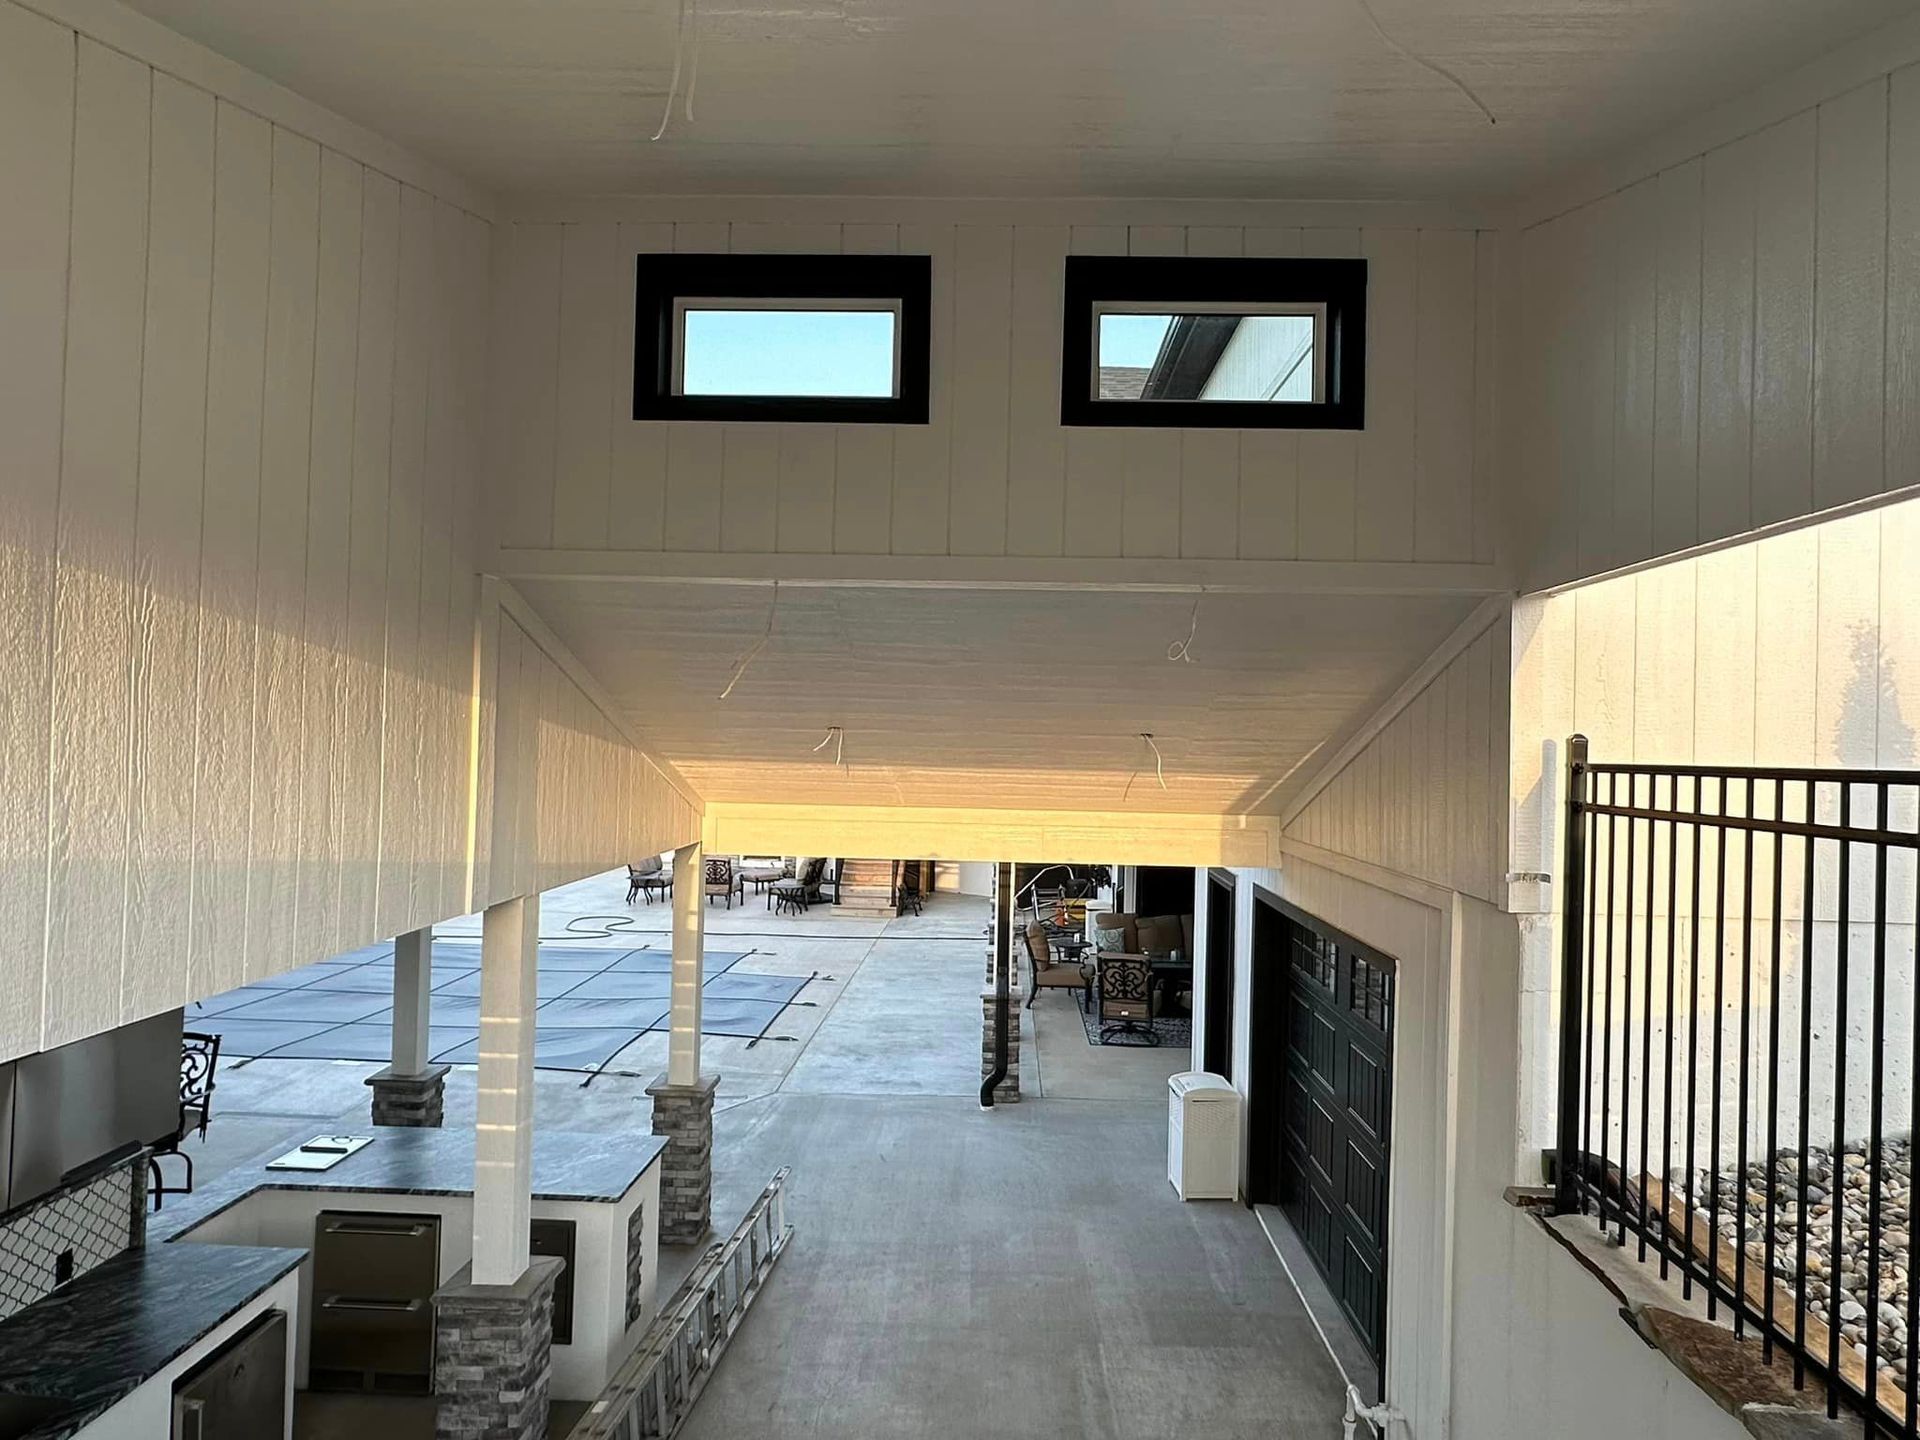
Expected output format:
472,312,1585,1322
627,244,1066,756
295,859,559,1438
1343,1383,1403,1439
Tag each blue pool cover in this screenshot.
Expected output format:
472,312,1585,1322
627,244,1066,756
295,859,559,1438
191,941,809,1073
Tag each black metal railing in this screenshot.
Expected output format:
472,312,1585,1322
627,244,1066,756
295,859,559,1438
1556,735,1920,1433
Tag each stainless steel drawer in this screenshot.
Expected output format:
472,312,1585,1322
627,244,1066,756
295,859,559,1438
310,1211,438,1394
312,1212,439,1301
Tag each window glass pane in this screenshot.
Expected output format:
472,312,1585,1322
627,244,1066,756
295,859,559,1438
681,308,896,398
1096,310,1316,402
1348,952,1393,1033
1292,930,1336,991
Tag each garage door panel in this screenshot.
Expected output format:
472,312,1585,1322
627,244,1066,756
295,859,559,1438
1268,909,1394,1371
1342,1138,1386,1244
1339,1235,1383,1348
1344,1042,1389,1139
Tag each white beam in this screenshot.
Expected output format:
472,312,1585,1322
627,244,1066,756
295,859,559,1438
500,193,1498,233
667,842,705,1087
703,803,1280,869
390,929,433,1075
473,893,537,1285
492,548,1512,597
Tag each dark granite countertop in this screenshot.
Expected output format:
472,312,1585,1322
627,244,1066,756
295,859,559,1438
155,1128,667,1242
0,1243,304,1440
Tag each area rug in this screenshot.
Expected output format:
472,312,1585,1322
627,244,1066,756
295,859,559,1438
1078,1007,1192,1049
191,940,811,1073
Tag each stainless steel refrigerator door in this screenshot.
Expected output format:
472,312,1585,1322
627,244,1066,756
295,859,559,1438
170,1309,288,1439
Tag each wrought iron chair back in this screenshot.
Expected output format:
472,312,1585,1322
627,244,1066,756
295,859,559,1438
149,1030,220,1210
1095,953,1156,1045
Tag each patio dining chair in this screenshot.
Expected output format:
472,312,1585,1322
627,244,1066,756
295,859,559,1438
1095,952,1157,1045
705,855,743,908
1026,923,1092,1010
626,856,667,904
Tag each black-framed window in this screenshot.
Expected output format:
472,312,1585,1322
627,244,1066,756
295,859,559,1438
633,253,931,424
1060,256,1366,429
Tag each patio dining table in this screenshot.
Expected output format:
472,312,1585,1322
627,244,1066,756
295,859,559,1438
1147,953,1192,1018
1049,933,1092,966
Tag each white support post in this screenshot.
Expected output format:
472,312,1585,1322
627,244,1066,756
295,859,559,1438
473,893,537,1286
668,842,705,1087
391,928,433,1075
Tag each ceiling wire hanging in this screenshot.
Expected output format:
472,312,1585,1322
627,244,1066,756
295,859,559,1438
1355,0,1497,126
1122,733,1168,803
1167,590,1203,663
813,725,845,769
717,582,778,700
650,0,701,141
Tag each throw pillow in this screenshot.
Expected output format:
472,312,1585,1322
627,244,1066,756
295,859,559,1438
1095,925,1130,953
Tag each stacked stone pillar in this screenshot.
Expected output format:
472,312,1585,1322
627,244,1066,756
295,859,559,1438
370,927,447,1127
366,1063,449,1126
432,1256,563,1440
647,1073,718,1243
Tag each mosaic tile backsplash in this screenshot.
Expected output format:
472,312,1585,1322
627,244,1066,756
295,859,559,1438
0,1160,139,1321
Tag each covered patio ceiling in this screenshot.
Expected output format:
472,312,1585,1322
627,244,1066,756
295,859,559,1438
118,0,1909,199
513,579,1481,815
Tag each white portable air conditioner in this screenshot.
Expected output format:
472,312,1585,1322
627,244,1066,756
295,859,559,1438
1168,1071,1240,1200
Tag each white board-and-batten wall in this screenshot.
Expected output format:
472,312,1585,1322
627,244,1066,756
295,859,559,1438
0,0,698,1065
1517,50,1920,592
485,205,1503,569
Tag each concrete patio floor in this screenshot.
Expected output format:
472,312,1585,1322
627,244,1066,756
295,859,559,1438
689,1092,1347,1440
187,873,1343,1439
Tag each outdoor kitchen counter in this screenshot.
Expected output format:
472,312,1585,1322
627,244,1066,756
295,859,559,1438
151,1127,667,1242
153,1127,668,1401
0,1242,304,1439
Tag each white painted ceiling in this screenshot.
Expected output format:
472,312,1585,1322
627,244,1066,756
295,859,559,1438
514,580,1478,814
124,0,1907,199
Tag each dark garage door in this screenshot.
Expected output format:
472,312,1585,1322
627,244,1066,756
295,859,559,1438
1256,904,1394,1369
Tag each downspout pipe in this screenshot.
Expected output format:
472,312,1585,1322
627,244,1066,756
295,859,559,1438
980,859,1014,1109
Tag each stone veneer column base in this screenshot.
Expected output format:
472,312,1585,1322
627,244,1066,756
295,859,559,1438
365,1064,449,1127
980,992,1021,1103
432,1256,564,1440
646,1073,718,1245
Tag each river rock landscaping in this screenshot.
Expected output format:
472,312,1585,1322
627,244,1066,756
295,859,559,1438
1679,1138,1913,1387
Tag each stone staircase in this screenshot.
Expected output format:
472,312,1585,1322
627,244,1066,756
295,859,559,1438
835,858,906,918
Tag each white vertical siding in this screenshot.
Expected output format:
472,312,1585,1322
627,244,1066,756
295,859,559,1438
0,0,701,1061
1284,610,1512,906
1513,500,1920,776
122,72,214,1024
245,128,320,985
1520,63,1920,589
0,5,77,1058
45,38,150,1049
189,101,271,1006
488,209,1498,565
479,599,700,909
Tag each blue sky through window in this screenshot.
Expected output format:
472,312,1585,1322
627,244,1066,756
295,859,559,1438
682,309,897,397
1097,314,1173,369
